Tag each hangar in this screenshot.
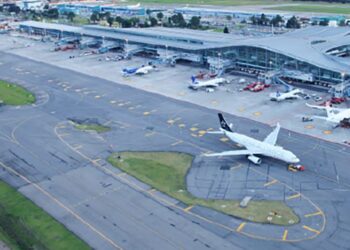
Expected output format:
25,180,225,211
19,20,350,91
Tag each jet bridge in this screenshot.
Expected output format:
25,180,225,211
329,80,350,97
56,36,80,46
98,41,122,54
207,57,235,76
79,38,101,49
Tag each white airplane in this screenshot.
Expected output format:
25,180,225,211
270,89,303,102
135,65,156,75
203,113,300,165
128,3,141,9
306,103,350,126
189,76,227,90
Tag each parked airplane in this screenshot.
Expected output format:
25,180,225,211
135,65,156,75
122,67,138,76
270,88,303,102
203,113,300,165
189,76,227,90
128,3,141,8
306,103,350,126
122,65,156,77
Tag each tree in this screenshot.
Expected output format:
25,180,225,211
146,9,151,16
156,12,164,21
130,17,140,27
271,14,283,27
107,16,114,27
90,12,100,23
286,16,300,29
67,12,75,22
339,19,346,26
258,13,269,26
46,8,59,19
121,19,132,28
149,17,158,26
223,26,229,33
171,13,186,28
189,16,201,29
115,16,123,24
319,19,329,26
104,12,111,20
8,5,21,15
250,15,257,25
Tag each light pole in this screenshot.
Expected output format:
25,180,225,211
341,72,345,97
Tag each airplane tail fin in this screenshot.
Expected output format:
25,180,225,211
191,76,196,84
218,113,233,132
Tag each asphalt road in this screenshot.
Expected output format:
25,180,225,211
0,52,349,250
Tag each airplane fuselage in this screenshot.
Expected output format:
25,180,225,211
223,129,299,163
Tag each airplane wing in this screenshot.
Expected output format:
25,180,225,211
311,115,334,122
263,123,280,145
306,103,327,111
203,149,255,157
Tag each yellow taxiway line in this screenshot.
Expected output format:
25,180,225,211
264,179,278,187
302,225,320,235
282,230,288,241
286,193,301,200
304,211,323,218
184,205,194,212
236,222,246,232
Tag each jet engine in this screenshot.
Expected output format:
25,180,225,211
247,155,262,165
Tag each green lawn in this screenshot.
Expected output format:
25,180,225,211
107,151,299,226
74,123,111,133
0,80,35,106
268,4,350,14
0,181,90,249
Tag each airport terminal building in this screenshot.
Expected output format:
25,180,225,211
19,21,350,89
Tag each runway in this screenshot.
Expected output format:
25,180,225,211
0,52,350,249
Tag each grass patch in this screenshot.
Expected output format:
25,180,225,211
0,180,90,249
268,4,350,14
210,28,224,33
74,124,111,133
0,80,35,106
107,151,299,226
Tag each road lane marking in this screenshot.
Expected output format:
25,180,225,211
282,230,288,241
305,125,315,129
220,137,229,142
73,145,82,150
190,127,198,132
286,193,301,200
143,111,150,116
264,179,278,187
92,158,101,164
58,133,70,137
302,225,320,234
184,205,194,212
304,211,323,218
171,140,183,146
145,132,155,137
236,222,246,232
198,130,206,135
